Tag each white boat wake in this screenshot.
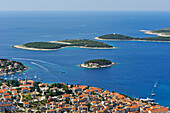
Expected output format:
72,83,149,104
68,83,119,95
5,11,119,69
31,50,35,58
12,57,65,73
12,58,56,65
31,62,49,72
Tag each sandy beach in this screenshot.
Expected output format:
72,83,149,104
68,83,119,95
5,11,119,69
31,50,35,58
140,30,170,37
13,45,58,51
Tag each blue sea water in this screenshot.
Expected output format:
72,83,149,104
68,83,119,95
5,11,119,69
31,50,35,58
0,11,170,107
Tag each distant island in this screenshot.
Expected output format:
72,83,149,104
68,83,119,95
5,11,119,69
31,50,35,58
141,27,170,37
0,59,28,75
13,39,115,51
79,59,116,68
95,28,170,42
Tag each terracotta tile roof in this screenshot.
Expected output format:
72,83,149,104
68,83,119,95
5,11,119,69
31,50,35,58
150,107,169,113
0,104,11,107
20,84,33,87
0,90,3,93
12,89,17,92
63,94,69,97
21,87,30,90
1,85,7,87
82,106,88,108
39,83,47,86
60,83,65,85
91,101,96,104
4,96,11,98
72,108,76,110
14,93,18,95
46,109,55,111
24,102,29,104
3,93,9,96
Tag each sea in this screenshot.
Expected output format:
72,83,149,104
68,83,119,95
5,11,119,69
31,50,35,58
0,11,170,107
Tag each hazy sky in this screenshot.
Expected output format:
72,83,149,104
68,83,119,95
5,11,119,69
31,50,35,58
0,0,170,11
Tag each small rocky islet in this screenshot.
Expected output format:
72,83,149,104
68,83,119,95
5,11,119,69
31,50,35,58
79,59,116,68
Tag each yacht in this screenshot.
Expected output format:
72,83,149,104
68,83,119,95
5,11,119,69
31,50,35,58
38,78,42,81
34,76,37,79
151,93,155,96
11,75,14,77
151,89,155,96
140,97,154,102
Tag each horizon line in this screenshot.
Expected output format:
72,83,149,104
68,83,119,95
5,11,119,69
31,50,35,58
0,10,170,12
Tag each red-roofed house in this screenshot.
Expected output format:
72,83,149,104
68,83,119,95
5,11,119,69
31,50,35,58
46,109,56,113
24,102,29,108
21,87,30,93
19,84,33,88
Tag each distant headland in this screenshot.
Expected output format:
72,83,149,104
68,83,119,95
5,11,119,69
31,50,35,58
141,27,170,37
0,59,28,75
95,28,170,42
13,39,115,51
79,59,116,68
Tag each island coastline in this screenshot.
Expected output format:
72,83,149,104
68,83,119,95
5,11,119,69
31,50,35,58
0,66,28,76
140,30,170,37
13,40,116,51
12,45,58,51
94,37,170,42
79,62,116,68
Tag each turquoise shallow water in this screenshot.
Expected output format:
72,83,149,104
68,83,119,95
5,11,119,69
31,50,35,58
0,11,170,107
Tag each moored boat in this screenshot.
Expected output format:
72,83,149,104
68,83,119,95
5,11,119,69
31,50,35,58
140,97,154,102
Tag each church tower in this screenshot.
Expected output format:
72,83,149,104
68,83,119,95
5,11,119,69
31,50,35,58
25,76,27,85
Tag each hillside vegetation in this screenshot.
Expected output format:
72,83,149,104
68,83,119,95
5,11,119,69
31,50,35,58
84,59,112,65
98,34,170,41
22,39,113,49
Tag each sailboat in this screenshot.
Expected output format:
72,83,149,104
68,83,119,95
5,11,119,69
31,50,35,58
38,78,42,81
11,75,14,77
34,76,37,79
151,89,155,96
154,82,158,88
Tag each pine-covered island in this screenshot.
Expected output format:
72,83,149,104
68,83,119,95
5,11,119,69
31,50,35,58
13,39,115,51
79,59,116,68
94,28,170,42
0,59,28,75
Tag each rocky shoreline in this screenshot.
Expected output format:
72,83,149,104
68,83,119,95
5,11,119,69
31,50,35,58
13,44,116,51
79,62,116,68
